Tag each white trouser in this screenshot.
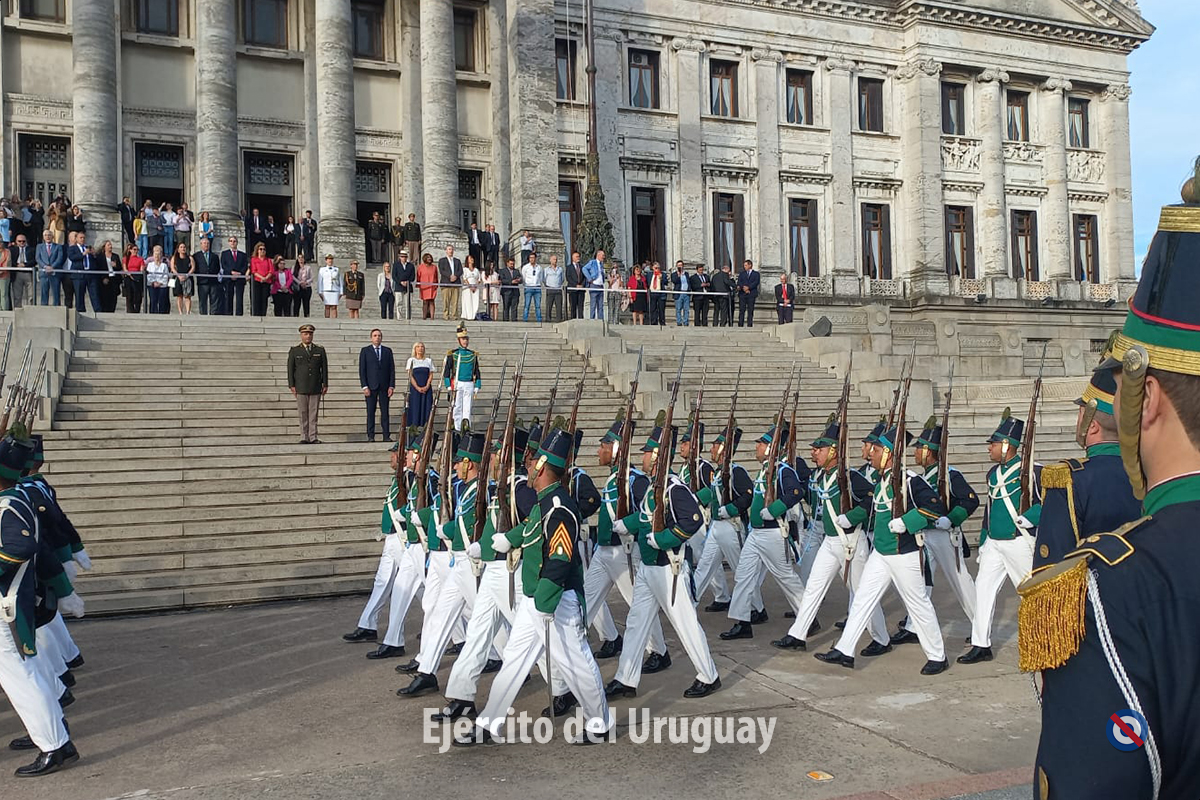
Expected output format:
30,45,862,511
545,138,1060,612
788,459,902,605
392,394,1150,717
728,525,805,622
835,549,946,662
615,562,719,688
923,529,977,624
357,535,415,628
476,592,614,739
787,533,888,645
693,520,752,606
970,536,1034,648
583,545,666,655
30,626,66,697
795,522,824,585
415,551,476,673
381,541,427,647
45,613,80,663
0,625,70,751
685,522,729,601
452,385,475,429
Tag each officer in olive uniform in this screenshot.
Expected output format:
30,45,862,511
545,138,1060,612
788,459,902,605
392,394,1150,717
1019,171,1200,796
443,324,481,430
286,324,328,444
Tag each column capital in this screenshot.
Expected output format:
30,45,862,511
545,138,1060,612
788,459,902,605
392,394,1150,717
1101,83,1133,102
750,48,784,64
975,68,1010,85
824,57,856,74
896,58,941,82
671,37,706,54
1041,77,1074,94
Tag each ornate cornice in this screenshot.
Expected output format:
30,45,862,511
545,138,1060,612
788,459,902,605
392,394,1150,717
5,93,71,122
703,164,758,181
620,155,679,174
671,37,705,54
780,169,834,186
1005,184,1049,198
853,176,902,192
896,58,941,81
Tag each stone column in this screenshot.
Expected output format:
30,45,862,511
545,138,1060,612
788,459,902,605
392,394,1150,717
506,0,563,260
420,0,465,255
897,58,946,298
399,0,423,225
976,68,1012,294
486,0,511,241
1100,83,1136,289
824,57,858,296
752,49,784,275
1040,78,1072,287
593,31,625,263
302,1,321,218
71,0,121,236
195,0,242,238
674,38,706,267
313,0,364,263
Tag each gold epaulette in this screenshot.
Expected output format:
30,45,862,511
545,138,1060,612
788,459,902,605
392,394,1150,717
1039,462,1075,491
1017,516,1149,673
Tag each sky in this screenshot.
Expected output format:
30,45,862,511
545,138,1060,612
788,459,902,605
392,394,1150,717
1128,0,1200,272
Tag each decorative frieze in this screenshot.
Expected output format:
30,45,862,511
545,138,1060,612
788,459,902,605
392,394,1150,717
958,333,1003,355
124,106,194,132
941,137,982,172
1022,280,1056,300
619,155,679,174
357,127,403,152
1006,184,1048,198
1067,149,1105,183
795,275,833,295
955,278,989,298
853,176,902,193
6,94,72,122
869,278,904,297
780,170,833,186
703,164,757,182
1003,142,1045,164
237,116,305,144
893,321,937,340
896,58,941,81
1086,282,1117,302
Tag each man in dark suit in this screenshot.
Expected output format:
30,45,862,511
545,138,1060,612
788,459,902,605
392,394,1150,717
219,236,249,316
466,222,483,269
437,245,463,321
565,251,585,320
736,259,760,328
66,234,102,312
689,263,711,327
359,328,396,443
393,249,416,320
193,237,221,314
298,211,317,262
8,234,32,309
710,262,734,327
35,230,65,307
115,196,136,248
498,257,521,322
774,272,795,325
482,224,501,269
245,208,264,253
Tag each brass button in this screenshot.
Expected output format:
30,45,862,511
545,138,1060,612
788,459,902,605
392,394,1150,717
1039,544,1049,558
1088,535,1101,543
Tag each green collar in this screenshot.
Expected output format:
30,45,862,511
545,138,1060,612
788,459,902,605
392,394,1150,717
1143,473,1200,516
536,483,556,500
1086,442,1121,458
1003,455,1021,469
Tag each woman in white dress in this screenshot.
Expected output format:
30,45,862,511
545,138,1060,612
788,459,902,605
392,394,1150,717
484,263,501,320
460,255,481,320
318,254,342,319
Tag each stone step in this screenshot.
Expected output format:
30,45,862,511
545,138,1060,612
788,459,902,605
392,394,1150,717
80,575,370,615
74,555,377,595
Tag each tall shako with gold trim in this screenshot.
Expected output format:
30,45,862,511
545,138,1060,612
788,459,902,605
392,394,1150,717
443,324,481,430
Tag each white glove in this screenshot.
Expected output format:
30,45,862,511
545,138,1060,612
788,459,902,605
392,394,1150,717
531,609,555,626
935,516,952,531
491,532,513,554
717,506,731,521
57,592,85,619
73,548,92,571
888,518,907,534
647,531,663,550
759,508,774,522
834,514,854,531
436,524,453,542
612,519,629,536
1015,515,1034,531
64,560,78,581
467,541,482,560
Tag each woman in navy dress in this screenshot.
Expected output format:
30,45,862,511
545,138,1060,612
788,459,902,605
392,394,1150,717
405,341,434,427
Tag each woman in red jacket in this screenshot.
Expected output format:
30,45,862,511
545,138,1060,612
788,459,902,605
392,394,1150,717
627,263,648,326
249,242,273,316
269,255,295,317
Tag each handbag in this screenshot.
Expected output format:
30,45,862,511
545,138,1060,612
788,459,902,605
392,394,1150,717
168,277,177,289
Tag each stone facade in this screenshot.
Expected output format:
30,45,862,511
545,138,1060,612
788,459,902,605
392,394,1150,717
0,0,1150,292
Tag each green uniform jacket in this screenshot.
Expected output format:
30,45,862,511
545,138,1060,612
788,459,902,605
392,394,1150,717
506,483,586,614
287,343,328,395
869,469,941,555
982,456,1043,542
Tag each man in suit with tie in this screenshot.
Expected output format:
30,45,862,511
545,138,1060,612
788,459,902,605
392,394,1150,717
245,208,265,253
498,257,520,322
437,245,462,320
689,263,711,327
193,237,221,315
393,249,416,320
8,234,32,309
467,222,483,269
36,230,64,307
565,251,585,320
219,236,249,316
774,272,795,325
482,224,501,270
115,196,136,248
736,259,760,328
359,328,396,443
66,234,102,312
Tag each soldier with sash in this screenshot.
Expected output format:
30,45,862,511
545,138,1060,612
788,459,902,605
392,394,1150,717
443,324,481,429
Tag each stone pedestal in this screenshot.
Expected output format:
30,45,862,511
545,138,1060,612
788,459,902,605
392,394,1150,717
72,0,120,234
420,0,466,256
825,58,858,296
976,69,1010,279
1040,79,1072,281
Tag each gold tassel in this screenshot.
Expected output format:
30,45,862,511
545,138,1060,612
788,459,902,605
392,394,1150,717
1018,558,1089,672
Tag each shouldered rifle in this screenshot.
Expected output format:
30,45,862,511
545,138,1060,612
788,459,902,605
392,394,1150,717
439,384,457,525
687,366,707,494
496,335,529,607
0,342,32,437
394,395,410,512
763,362,797,509
885,342,917,431
719,366,742,508
473,361,509,546
835,352,854,584
787,377,800,467
891,351,916,557
657,344,686,605
415,387,441,520
1019,342,1049,514
615,346,644,584
542,353,563,434
19,352,46,430
0,323,13,395
561,348,590,492
938,363,958,569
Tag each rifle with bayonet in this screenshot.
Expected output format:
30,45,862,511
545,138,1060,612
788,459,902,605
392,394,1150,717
0,342,32,437
412,386,441,552
19,352,46,430
938,363,961,570
890,351,916,556
765,363,798,564
473,361,509,546
686,366,707,494
719,366,742,510
1019,342,1050,514
495,334,529,607
614,346,644,583
0,324,13,400
835,352,854,584
655,344,686,605
542,354,563,439
885,341,917,431
439,384,457,532
561,348,590,492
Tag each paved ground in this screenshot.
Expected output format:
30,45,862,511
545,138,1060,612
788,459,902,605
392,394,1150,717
2,572,1037,800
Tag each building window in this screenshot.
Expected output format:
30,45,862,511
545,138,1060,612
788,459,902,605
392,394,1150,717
1068,98,1090,148
861,203,891,279
454,9,477,72
941,82,965,136
858,78,884,132
559,183,581,259
244,0,288,48
788,198,819,277
131,0,180,35
631,187,665,265
944,206,975,278
628,50,660,109
710,61,738,117
1011,210,1039,280
1073,214,1099,283
20,0,66,22
556,39,578,101
351,0,385,60
1006,90,1029,141
785,70,813,125
712,193,745,270
458,169,481,231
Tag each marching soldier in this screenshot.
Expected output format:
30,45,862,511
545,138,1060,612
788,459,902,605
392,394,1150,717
860,417,886,486
815,425,950,675
958,409,1041,665
286,324,328,444
1019,167,1200,795
677,421,729,608
456,428,614,745
772,415,887,651
719,421,806,641
443,324,481,430
606,417,721,699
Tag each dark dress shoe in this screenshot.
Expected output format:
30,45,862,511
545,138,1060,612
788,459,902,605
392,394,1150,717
59,671,76,688
445,642,464,656
834,619,846,630
808,618,822,637
704,601,730,613
784,610,795,619
397,672,439,696
542,692,579,718
890,628,920,646
604,680,637,699
642,651,672,674
343,627,378,643
860,640,894,657
66,655,84,670
452,728,495,747
749,608,769,625
956,646,994,665
299,439,310,445
366,644,406,660
594,634,623,659
9,736,36,751
431,699,477,722
367,436,376,443
719,622,753,640
770,635,806,651
383,436,394,443
395,658,421,674
814,649,855,669
15,741,78,777
921,659,950,676
482,658,502,674
683,677,721,698
309,439,322,445
58,690,75,709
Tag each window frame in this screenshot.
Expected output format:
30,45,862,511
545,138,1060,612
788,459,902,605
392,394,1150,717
19,0,66,23
627,49,661,110
1010,209,1040,281
785,69,814,126
860,202,892,279
941,81,966,136
1068,97,1090,149
787,198,819,277
1006,90,1030,142
712,192,745,270
1073,213,1099,283
944,205,975,278
709,60,739,118
858,77,884,133
350,0,386,61
453,8,478,73
555,39,578,102
243,0,289,49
